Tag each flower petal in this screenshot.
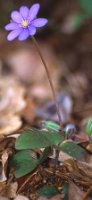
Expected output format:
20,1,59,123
5,22,19,31
18,29,29,41
32,18,48,27
28,26,36,36
7,28,22,41
28,3,40,21
11,11,23,23
20,6,29,19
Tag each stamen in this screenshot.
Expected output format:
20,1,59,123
22,20,28,28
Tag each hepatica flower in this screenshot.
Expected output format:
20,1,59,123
5,3,48,41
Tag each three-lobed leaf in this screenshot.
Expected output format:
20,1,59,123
15,129,64,150
59,141,86,160
10,150,38,178
12,128,64,178
15,130,50,150
43,130,64,146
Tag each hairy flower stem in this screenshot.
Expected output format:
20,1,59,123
31,36,62,128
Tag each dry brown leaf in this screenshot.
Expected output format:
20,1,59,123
69,182,92,200
50,194,64,200
0,182,18,198
0,76,26,135
0,166,6,183
21,98,36,124
14,195,29,200
85,142,92,153
0,150,10,182
64,159,92,189
38,194,64,200
0,115,22,135
59,151,71,162
0,137,15,153
0,180,7,193
37,198,49,200
0,77,26,115
0,197,9,200
69,181,85,200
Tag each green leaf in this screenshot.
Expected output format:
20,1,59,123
85,119,92,136
78,0,92,16
70,13,85,31
10,150,38,178
15,130,51,150
15,129,64,150
43,130,64,146
60,141,86,160
39,186,59,198
41,121,61,132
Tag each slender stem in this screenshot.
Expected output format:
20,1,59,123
31,36,62,128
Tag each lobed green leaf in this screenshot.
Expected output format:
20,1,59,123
10,150,38,177
15,129,64,150
59,141,86,160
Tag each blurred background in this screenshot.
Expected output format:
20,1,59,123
0,0,92,133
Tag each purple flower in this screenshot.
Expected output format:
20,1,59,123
5,3,48,41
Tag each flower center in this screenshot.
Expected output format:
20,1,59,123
22,20,28,28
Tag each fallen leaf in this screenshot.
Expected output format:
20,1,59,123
37,197,49,200
0,137,15,153
14,194,29,200
50,194,64,200
21,98,36,124
0,197,9,200
69,182,85,200
0,182,18,198
0,150,10,182
0,115,22,135
64,159,92,189
0,77,26,115
38,194,64,200
86,142,92,153
0,76,26,135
